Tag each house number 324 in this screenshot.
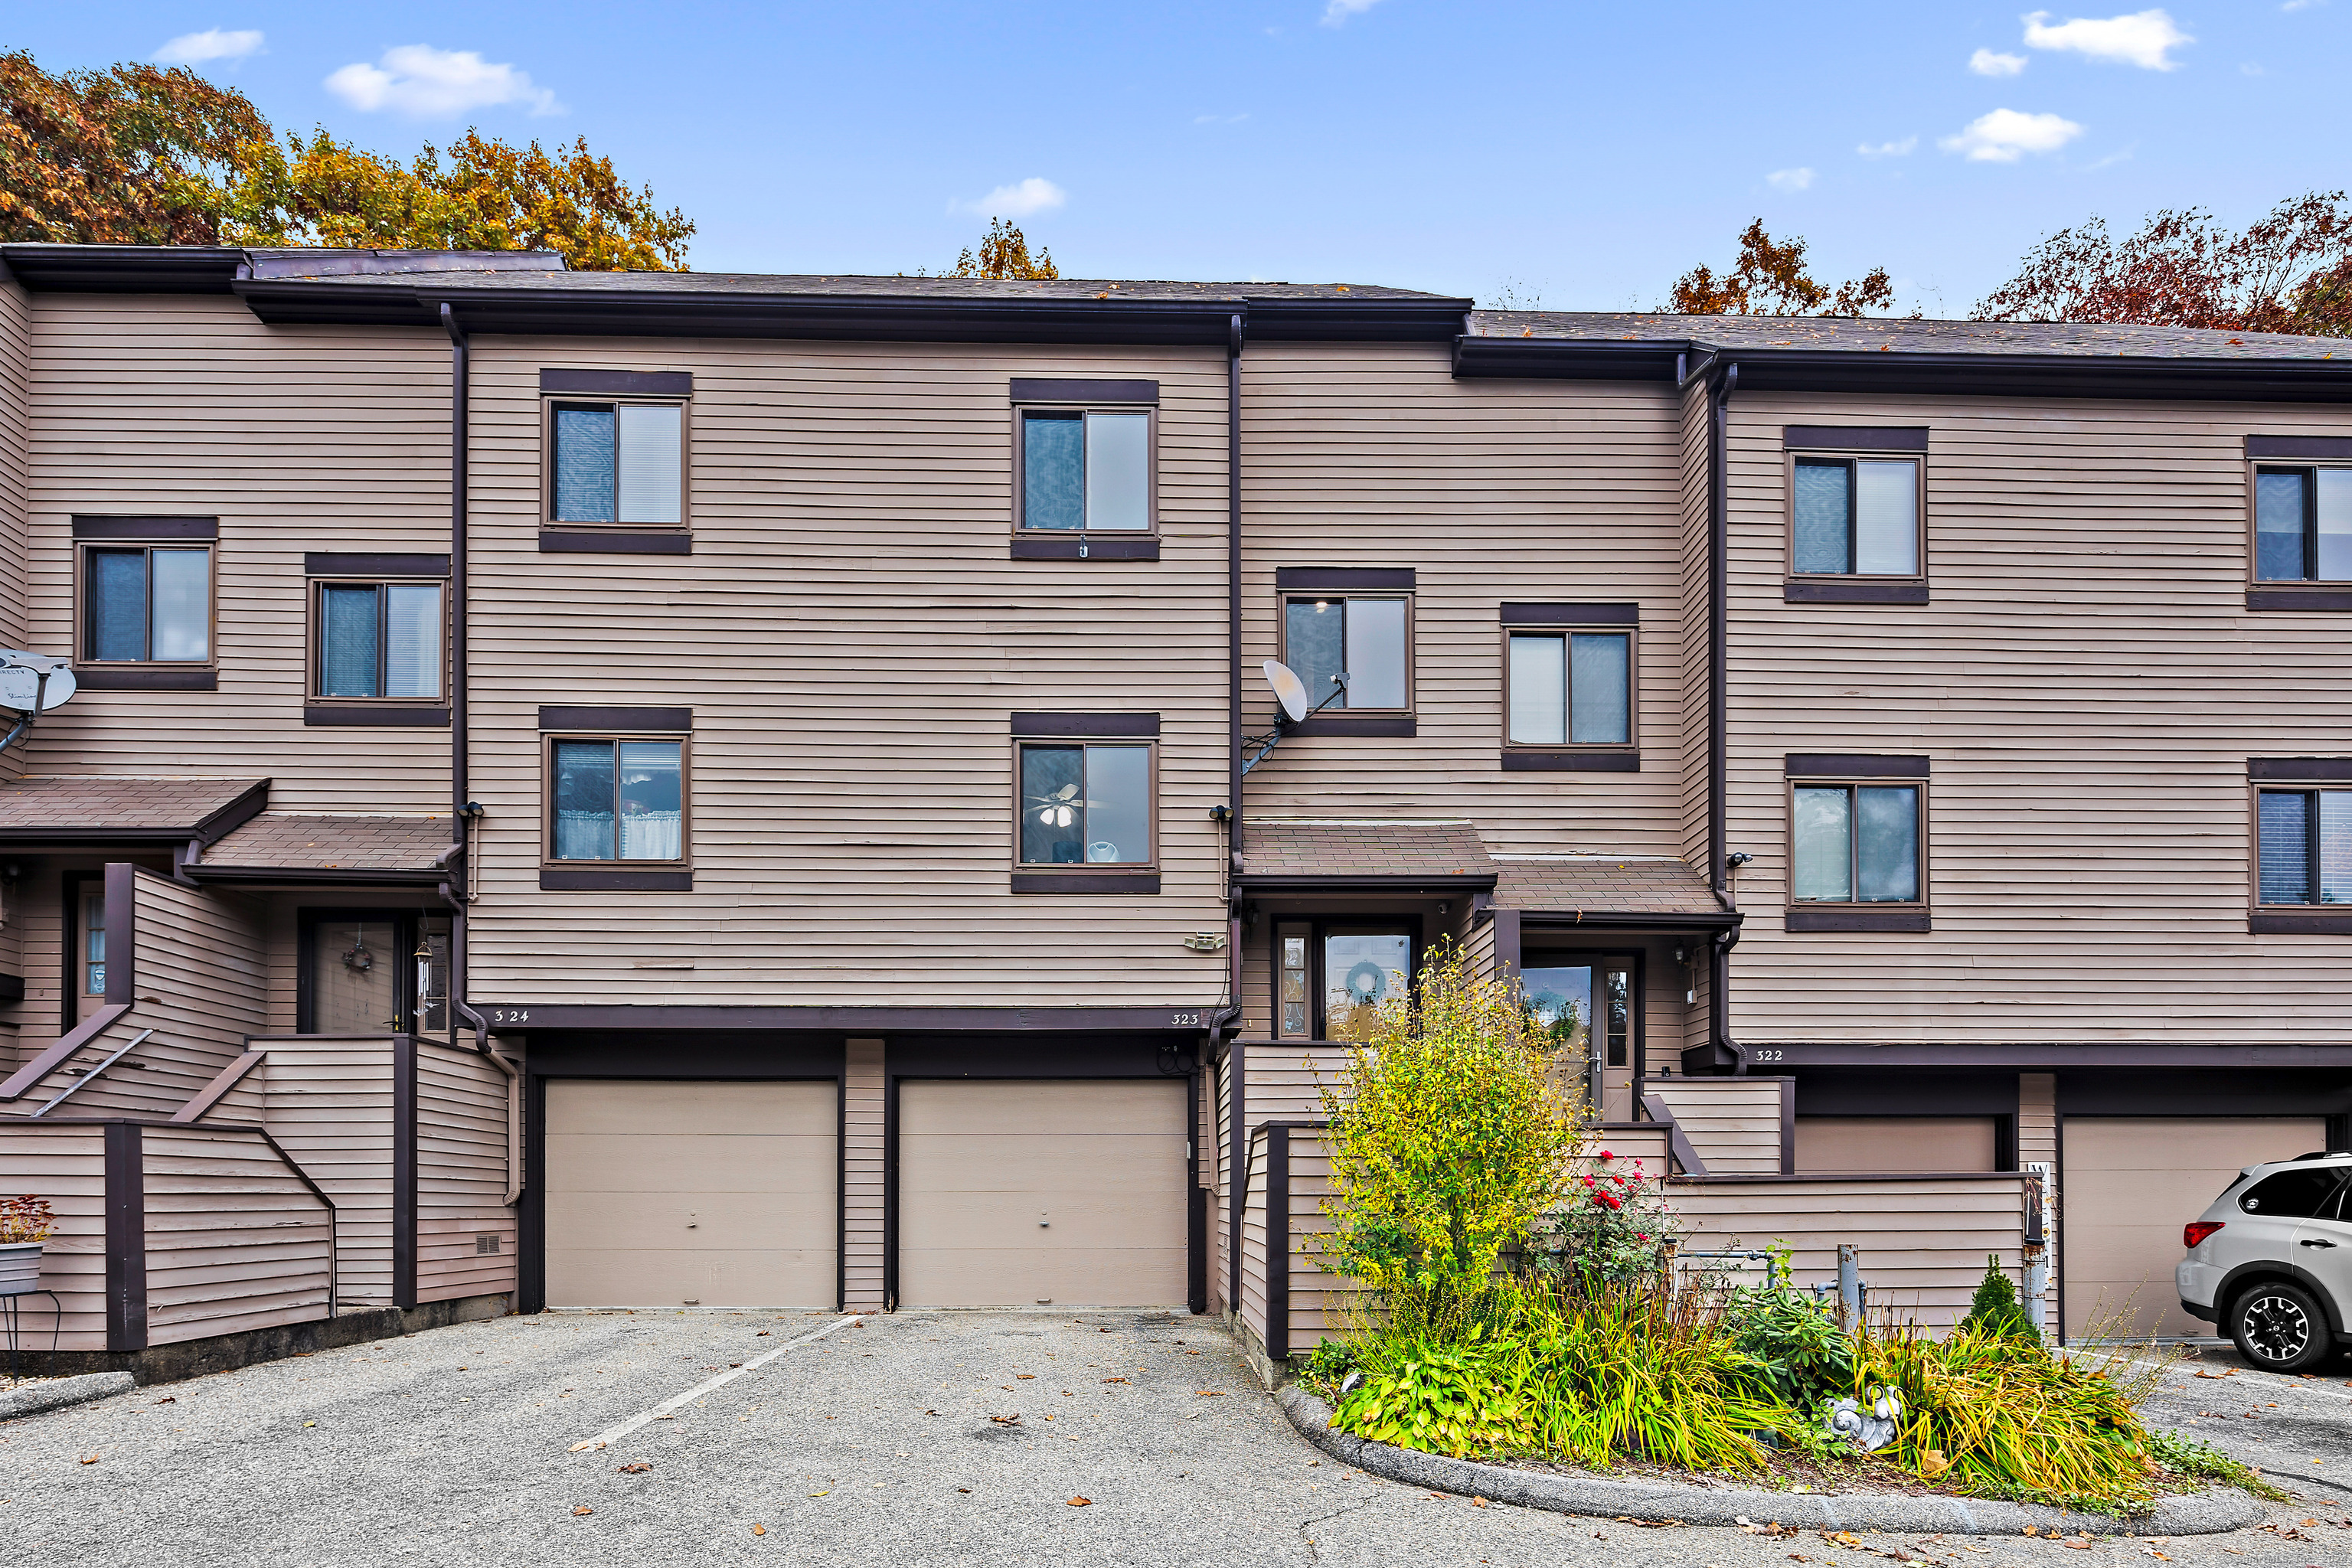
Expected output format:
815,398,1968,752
491,1009,531,1025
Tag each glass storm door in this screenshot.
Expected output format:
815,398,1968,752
1520,957,1635,1120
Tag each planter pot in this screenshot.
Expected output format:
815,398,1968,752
0,1240,44,1295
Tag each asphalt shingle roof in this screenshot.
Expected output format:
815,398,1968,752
1469,309,2352,361
198,813,457,873
0,776,265,837
1240,821,1495,881
1491,856,1726,917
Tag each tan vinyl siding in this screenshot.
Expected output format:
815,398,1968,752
142,1126,333,1344
1212,1051,1232,1316
1672,1173,2032,1328
413,1040,514,1305
19,296,451,811
1239,1125,1269,1348
0,1120,107,1349
1592,1123,1672,1171
258,1037,397,1305
1245,1043,1348,1122
1644,1076,1786,1174
1723,394,2352,1044
1239,344,1686,854
843,1037,884,1311
464,338,1231,1008
0,275,29,782
1281,1129,1359,1342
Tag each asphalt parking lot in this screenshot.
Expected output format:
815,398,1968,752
3,1311,2350,1568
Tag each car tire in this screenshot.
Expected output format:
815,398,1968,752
2228,1280,2334,1372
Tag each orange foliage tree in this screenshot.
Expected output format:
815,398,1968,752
1973,192,2352,338
1668,219,1896,316
949,217,1058,279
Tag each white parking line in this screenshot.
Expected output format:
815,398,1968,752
567,1314,864,1454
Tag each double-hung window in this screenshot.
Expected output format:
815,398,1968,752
80,542,211,665
1786,756,1929,931
315,581,443,701
541,370,692,541
548,737,688,863
1010,381,1159,554
2252,466,2352,584
2255,789,2352,906
1010,713,1160,890
1501,605,1636,766
1785,429,1927,600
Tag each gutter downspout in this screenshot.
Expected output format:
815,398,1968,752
1217,312,1247,1317
439,304,517,1206
1707,360,1748,1076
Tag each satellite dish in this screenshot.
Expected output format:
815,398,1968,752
1263,659,1309,724
0,651,74,715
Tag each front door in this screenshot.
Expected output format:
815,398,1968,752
1519,954,1637,1121
301,910,452,1034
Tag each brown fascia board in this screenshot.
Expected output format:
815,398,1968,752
1232,873,1498,892
232,280,1473,346
1743,1041,2352,1067
0,244,244,292
1517,909,1743,932
1454,335,2352,402
475,1004,1212,1033
181,866,450,888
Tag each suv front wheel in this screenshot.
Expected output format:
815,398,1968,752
2229,1280,2333,1371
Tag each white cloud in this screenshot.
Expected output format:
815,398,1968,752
2282,0,2324,11
1970,47,2028,75
2021,9,2192,70
325,45,563,117
951,177,1067,218
154,29,264,65
1321,0,1380,24
1857,136,1918,157
1766,167,1815,192
1939,107,2086,162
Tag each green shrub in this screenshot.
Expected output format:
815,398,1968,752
1850,1324,2159,1507
1722,1252,1854,1411
1328,1328,1536,1458
1959,1254,2040,1342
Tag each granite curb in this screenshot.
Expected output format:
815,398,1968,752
0,1371,136,1423
1276,1386,2265,1537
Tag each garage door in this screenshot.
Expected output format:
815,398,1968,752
1795,1117,1998,1174
2064,1116,2324,1340
545,1080,837,1309
897,1080,1188,1308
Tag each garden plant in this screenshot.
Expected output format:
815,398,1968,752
1303,956,2273,1511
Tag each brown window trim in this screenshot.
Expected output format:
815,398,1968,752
72,537,220,678
2246,459,2351,596
305,575,450,713
1009,378,1158,405
540,531,694,555
1008,399,1161,545
1011,734,1159,885
541,731,693,877
541,392,691,533
541,368,694,398
304,552,448,577
1783,766,1931,929
1782,443,1928,592
1010,871,1161,894
539,705,693,732
305,706,449,727
541,868,694,892
1498,614,1638,765
1279,586,1416,724
2248,777,2352,924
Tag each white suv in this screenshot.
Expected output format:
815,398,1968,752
2178,1150,2352,1371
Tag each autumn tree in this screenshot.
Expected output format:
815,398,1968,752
1973,192,2352,338
2,51,691,270
950,217,1057,280
0,51,266,243
230,129,693,270
1667,219,1896,316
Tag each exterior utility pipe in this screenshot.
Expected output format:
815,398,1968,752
1707,361,1748,1075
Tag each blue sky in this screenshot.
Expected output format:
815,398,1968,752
17,4,2347,312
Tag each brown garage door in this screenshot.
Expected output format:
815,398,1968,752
2064,1116,2324,1339
544,1080,837,1308
1795,1117,1998,1174
897,1079,1188,1308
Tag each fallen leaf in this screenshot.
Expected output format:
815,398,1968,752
1017,1374,1036,1380
617,1462,652,1474
567,1440,604,1452
756,1330,771,1337
2301,1520,2321,1528
1102,1377,1128,1384
1472,1496,1489,1508
808,1491,829,1498
956,1487,972,1494
573,1506,593,1516
304,1422,316,1429
1068,1496,1092,1507
2063,1544,2091,1553
79,1456,99,1465
1195,1390,1225,1397
154,1397,175,1405
752,1524,766,1535
990,1413,1021,1426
